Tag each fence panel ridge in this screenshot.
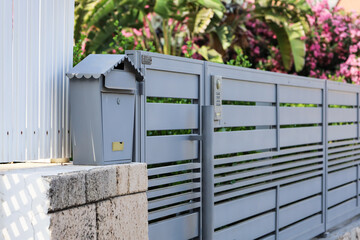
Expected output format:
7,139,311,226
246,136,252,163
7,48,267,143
0,0,74,163
0,0,13,162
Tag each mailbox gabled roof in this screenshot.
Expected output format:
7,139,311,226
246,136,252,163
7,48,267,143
66,54,143,80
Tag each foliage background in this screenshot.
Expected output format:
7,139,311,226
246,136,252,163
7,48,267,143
73,0,360,84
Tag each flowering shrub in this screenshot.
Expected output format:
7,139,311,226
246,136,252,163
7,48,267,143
75,0,360,83
244,0,360,84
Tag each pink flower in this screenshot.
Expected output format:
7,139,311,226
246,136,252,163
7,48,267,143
133,29,142,36
181,45,187,54
350,45,358,53
121,30,133,38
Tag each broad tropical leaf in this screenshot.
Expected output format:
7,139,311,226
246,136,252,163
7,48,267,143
255,0,309,72
196,0,225,18
284,22,306,72
211,25,232,52
193,8,214,34
154,0,177,19
198,46,223,63
268,21,306,72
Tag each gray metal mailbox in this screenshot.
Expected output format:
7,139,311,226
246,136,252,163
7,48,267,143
67,54,143,165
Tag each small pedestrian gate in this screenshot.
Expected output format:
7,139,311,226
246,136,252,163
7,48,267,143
80,51,360,240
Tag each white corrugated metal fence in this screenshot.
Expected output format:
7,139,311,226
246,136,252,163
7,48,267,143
0,0,74,162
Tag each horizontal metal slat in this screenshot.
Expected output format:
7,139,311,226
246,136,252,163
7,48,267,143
328,144,360,154
327,203,360,230
208,62,325,89
214,158,323,184
280,107,322,125
214,129,276,155
149,172,201,188
148,163,200,176
144,53,203,74
279,85,323,104
214,151,323,175
328,198,357,221
328,167,357,189
222,79,276,103
148,202,201,221
214,171,322,202
328,182,357,208
261,235,275,240
146,69,199,99
328,161,360,172
328,108,357,123
328,139,360,148
146,135,199,164
279,195,322,228
328,90,357,106
328,155,360,167
328,148,360,160
279,214,323,240
146,103,198,130
214,212,275,240
280,126,322,147
214,145,323,166
279,177,322,206
214,189,276,228
149,192,201,210
215,165,322,194
149,213,199,240
147,182,201,199
327,81,360,92
220,105,275,127
328,125,357,141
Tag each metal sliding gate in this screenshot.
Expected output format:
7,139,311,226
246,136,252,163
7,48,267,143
126,51,360,240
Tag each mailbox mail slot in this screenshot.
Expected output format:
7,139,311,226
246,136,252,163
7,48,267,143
67,54,143,165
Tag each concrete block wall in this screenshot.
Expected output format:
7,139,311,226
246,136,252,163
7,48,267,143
0,163,148,240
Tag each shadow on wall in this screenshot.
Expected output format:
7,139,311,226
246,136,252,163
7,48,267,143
1,171,50,239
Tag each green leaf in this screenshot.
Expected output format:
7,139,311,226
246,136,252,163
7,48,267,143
193,8,214,34
74,0,90,42
268,21,305,72
198,46,223,63
213,25,231,50
86,0,115,26
284,22,306,72
267,22,292,71
154,0,176,18
196,0,225,18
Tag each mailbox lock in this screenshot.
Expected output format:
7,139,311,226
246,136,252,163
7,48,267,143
112,141,124,151
116,98,121,105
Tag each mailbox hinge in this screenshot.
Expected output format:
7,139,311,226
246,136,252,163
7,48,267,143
141,55,152,65
138,82,144,95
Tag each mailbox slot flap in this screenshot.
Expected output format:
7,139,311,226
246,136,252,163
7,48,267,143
105,70,136,90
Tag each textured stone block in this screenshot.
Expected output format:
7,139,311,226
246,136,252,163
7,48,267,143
49,204,96,240
116,164,129,195
97,193,148,240
128,163,148,193
86,166,117,202
45,172,86,211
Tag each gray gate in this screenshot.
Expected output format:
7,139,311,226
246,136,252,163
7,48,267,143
125,50,360,240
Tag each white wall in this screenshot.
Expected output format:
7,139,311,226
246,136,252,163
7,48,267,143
0,0,74,162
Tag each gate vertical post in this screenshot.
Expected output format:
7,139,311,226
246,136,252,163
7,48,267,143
202,105,215,240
